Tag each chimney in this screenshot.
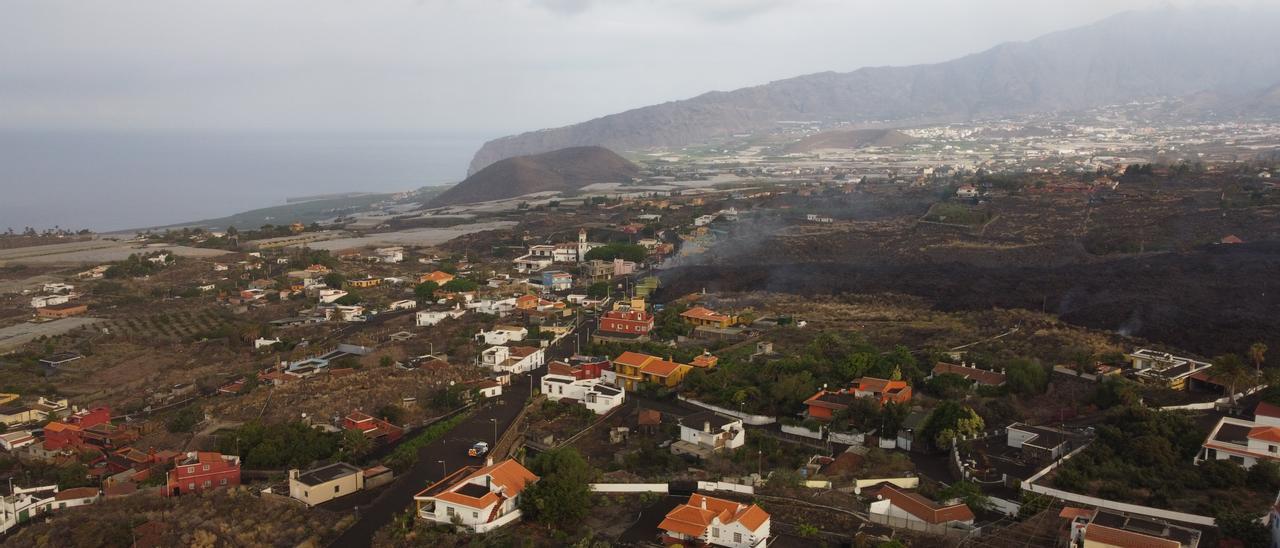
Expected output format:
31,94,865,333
486,456,493,467
704,421,711,433
700,496,707,510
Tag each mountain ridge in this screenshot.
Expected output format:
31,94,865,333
469,6,1280,173
430,146,638,207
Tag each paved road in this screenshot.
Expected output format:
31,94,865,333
327,317,588,547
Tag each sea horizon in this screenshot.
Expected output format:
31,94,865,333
0,129,493,233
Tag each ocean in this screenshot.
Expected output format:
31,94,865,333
0,130,491,233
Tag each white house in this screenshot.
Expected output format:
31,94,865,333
0,430,36,451
658,493,770,548
417,306,468,327
677,411,745,452
0,485,99,535
1197,404,1280,469
480,346,545,374
318,289,349,304
466,298,517,317
42,283,74,294
334,305,365,322
475,325,528,345
375,247,404,264
414,459,538,533
540,362,626,415
956,184,979,198
254,337,282,349
866,484,975,527
694,214,717,227
388,299,417,311
30,295,70,308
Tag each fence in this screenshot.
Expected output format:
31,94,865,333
780,424,824,439
1021,483,1215,526
677,396,777,425
868,512,976,539
698,481,754,495
590,483,668,493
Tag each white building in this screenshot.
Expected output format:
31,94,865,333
30,294,70,308
42,283,74,294
388,299,417,311
375,247,405,264
480,346,545,374
1197,402,1280,469
677,411,745,452
694,214,717,227
0,430,36,451
541,362,626,415
475,325,528,346
414,459,538,533
417,306,468,327
318,289,349,304
1,485,100,535
658,493,770,548
466,298,517,317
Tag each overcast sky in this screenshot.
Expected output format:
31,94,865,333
0,0,1246,138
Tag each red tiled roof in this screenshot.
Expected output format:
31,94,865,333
658,494,770,537
1256,401,1280,419
1058,507,1096,520
432,459,538,511
681,306,730,322
54,487,99,500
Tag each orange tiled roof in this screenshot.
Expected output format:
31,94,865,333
1257,401,1280,419
1084,524,1180,548
659,494,770,538
641,358,687,378
44,421,81,433
433,459,538,510
681,306,730,322
869,484,974,524
1249,426,1280,443
612,351,654,369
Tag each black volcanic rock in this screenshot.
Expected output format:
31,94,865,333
430,146,638,207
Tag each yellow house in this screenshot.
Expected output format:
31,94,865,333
348,277,381,289
611,351,691,390
680,306,737,329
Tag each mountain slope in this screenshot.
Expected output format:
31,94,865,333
469,6,1280,173
785,129,918,153
430,146,638,207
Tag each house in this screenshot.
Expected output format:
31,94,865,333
866,483,975,527
30,294,70,308
1196,404,1280,470
658,493,770,548
541,361,625,415
51,487,100,510
850,377,912,405
166,452,241,496
475,325,528,346
609,351,691,390
1006,423,1079,465
347,277,381,289
956,184,979,198
468,379,504,399
1061,507,1201,548
480,345,546,374
375,247,404,263
931,362,1006,388
417,306,468,327
540,270,573,291
288,462,365,506
582,260,615,282
420,271,455,285
1126,349,1212,390
37,350,83,368
413,458,538,533
388,299,417,311
802,389,857,421
36,302,88,319
0,404,45,426
690,351,719,369
681,306,737,328
343,411,404,444
1220,234,1245,245
318,289,349,303
672,411,744,457
0,430,36,451
595,309,654,341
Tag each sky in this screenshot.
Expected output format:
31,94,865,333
0,0,1237,139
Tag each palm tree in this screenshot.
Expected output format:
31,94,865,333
1250,342,1269,373
1213,354,1254,405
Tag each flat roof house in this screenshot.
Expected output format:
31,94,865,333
36,303,88,319
1126,349,1212,391
289,462,365,507
673,411,745,458
658,493,770,548
1061,507,1201,548
414,459,538,533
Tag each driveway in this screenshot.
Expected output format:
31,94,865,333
327,320,585,547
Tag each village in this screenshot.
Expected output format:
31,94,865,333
1,132,1279,548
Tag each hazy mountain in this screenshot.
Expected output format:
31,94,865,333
469,6,1280,173
430,146,638,207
